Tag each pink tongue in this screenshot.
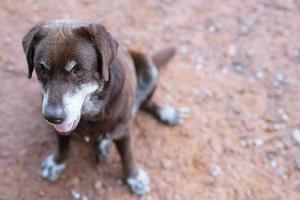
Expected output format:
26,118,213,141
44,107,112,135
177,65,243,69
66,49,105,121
53,123,73,133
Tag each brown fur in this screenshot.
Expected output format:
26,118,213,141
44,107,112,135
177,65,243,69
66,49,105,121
22,20,178,195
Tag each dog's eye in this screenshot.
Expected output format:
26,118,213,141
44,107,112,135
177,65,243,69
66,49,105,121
72,66,82,75
37,62,48,74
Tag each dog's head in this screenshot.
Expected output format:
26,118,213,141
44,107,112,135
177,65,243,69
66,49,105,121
22,20,118,134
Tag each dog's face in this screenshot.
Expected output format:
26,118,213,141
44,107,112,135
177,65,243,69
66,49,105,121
22,20,118,134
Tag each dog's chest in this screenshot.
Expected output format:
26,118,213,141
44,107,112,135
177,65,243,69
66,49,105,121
81,95,103,117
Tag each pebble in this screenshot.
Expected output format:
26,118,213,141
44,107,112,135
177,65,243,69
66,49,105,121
81,195,88,200
39,190,45,197
240,25,250,34
277,170,288,181
254,139,264,147
240,139,247,148
179,46,189,55
195,56,204,71
70,190,81,199
227,45,237,57
270,160,277,168
211,165,221,177
221,68,229,75
233,62,245,73
292,129,300,145
273,140,284,150
94,181,103,190
273,123,286,131
277,108,285,115
277,108,289,121
276,73,285,82
281,114,289,121
272,73,285,88
295,163,300,171
161,159,172,170
173,192,183,200
207,25,217,33
256,71,265,79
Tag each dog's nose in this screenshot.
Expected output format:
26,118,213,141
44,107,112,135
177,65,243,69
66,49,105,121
44,106,66,124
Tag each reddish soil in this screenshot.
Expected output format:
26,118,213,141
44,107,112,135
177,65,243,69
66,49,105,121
1,0,300,199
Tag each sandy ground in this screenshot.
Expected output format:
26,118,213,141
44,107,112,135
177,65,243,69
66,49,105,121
0,0,300,199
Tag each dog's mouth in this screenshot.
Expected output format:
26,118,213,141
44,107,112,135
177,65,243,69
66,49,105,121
51,117,80,135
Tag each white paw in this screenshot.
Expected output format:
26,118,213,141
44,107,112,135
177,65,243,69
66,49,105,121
127,168,151,196
41,154,66,182
97,138,113,161
159,105,190,125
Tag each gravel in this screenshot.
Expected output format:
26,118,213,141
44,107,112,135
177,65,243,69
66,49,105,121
211,165,221,177
292,129,300,145
254,139,264,147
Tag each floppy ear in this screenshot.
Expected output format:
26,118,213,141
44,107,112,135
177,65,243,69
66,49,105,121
22,24,44,79
74,24,119,81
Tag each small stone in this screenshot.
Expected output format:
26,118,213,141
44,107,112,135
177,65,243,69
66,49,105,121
277,170,288,181
240,139,247,148
39,190,45,197
281,114,289,121
292,129,300,145
207,25,217,33
273,123,286,131
277,108,289,121
246,139,254,146
161,159,172,170
179,46,189,55
70,190,81,199
273,73,285,88
211,165,221,177
94,181,103,190
276,73,285,82
203,89,212,97
254,139,264,147
221,68,229,75
81,195,88,200
240,25,250,34
256,71,265,79
233,62,245,73
273,140,284,150
277,108,285,115
295,163,300,171
195,56,204,70
173,192,183,200
272,80,280,88
228,45,237,57
270,160,277,168
195,63,203,71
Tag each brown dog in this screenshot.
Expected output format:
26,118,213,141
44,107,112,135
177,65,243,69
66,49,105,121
22,20,189,196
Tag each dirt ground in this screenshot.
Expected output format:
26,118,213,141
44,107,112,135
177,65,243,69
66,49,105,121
0,0,300,199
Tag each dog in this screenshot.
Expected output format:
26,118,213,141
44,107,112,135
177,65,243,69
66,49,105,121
22,19,189,196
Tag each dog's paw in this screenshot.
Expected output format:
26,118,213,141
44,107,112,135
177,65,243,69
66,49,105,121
41,154,66,182
97,138,113,161
127,168,151,196
158,105,190,126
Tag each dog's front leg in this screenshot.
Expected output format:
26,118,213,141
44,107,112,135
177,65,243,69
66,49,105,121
41,135,71,181
113,124,150,196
